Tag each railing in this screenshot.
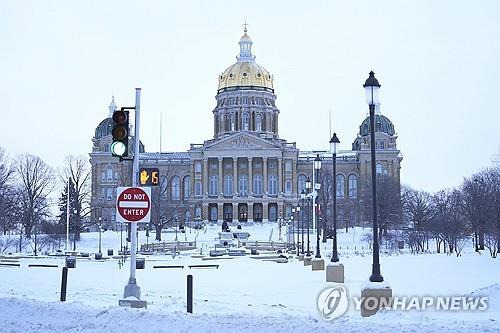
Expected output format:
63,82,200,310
140,241,197,252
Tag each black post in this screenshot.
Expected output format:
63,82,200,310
369,103,383,282
60,267,68,302
300,200,304,254
315,167,321,258
306,196,311,257
332,152,339,262
98,228,102,254
296,209,300,253
187,274,193,313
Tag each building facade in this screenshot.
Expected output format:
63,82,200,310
89,28,402,229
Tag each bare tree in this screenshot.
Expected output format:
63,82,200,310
402,186,434,252
14,154,54,238
150,162,188,241
59,155,91,244
0,147,16,234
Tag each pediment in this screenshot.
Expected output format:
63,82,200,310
204,133,282,151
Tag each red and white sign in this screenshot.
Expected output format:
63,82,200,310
116,187,151,223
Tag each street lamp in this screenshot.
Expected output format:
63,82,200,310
364,71,383,282
73,208,78,251
291,208,296,249
33,208,38,256
330,133,340,262
314,154,322,259
175,217,178,242
98,216,103,254
305,177,311,257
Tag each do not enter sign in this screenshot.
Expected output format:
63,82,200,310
116,187,151,223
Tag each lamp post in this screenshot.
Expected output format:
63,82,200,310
291,208,296,249
72,208,78,251
98,216,103,254
330,133,340,262
175,217,178,242
364,71,383,282
314,155,322,258
300,192,305,254
305,177,311,257
33,208,38,256
296,205,301,252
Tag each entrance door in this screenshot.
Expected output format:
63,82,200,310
223,203,233,222
253,203,263,222
210,206,218,222
238,204,248,222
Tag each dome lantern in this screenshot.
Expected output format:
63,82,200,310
237,23,255,62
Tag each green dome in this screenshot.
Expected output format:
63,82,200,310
359,114,395,136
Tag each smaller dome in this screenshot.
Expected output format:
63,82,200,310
95,117,113,139
359,114,395,136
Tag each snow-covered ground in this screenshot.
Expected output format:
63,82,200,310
0,224,499,332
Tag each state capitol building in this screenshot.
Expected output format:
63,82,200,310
89,27,402,229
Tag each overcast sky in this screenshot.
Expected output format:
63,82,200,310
1,0,499,193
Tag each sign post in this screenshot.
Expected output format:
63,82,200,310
118,88,148,309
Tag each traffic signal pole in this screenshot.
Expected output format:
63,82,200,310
122,88,144,304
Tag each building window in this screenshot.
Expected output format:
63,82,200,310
376,163,387,175
101,171,105,183
114,171,118,181
256,114,262,131
285,160,292,172
183,176,190,200
106,167,113,182
268,175,277,195
239,176,248,197
102,188,106,198
380,141,385,149
336,174,345,198
195,180,202,196
195,207,202,219
224,175,233,196
209,176,218,196
297,174,306,193
253,175,263,195
171,176,180,200
243,113,249,130
106,188,113,201
348,174,357,198
195,161,202,173
285,180,292,194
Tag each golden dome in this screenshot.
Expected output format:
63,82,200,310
218,62,273,91
217,28,274,91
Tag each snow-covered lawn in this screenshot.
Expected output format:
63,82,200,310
0,224,499,332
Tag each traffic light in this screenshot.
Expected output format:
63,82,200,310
111,110,129,157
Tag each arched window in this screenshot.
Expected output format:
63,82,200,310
171,176,180,200
376,163,383,175
380,141,385,149
209,176,218,196
285,180,292,194
298,175,306,194
106,166,113,182
243,113,249,130
185,211,191,222
348,175,357,198
336,174,345,198
268,175,277,195
239,175,248,197
195,180,202,196
224,175,233,196
256,114,262,131
183,176,190,200
253,175,263,195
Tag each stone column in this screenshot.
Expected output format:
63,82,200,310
263,158,268,196
292,158,297,198
203,159,209,198
248,157,253,195
218,158,223,198
263,202,269,222
233,203,238,223
218,203,223,222
233,158,238,196
277,158,283,196
248,203,254,222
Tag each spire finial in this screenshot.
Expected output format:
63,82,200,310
108,95,117,117
243,20,248,33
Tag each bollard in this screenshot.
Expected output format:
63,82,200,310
187,274,193,313
60,267,68,302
